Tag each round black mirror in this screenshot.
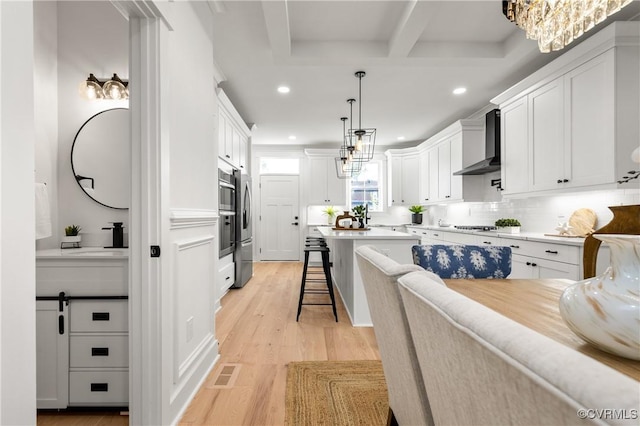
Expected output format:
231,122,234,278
71,108,130,210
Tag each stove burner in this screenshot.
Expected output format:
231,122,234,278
454,225,497,231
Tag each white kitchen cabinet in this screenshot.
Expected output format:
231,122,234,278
217,253,235,307
529,79,565,192
494,23,639,196
218,88,251,170
418,150,431,203
36,254,129,409
427,148,439,203
386,152,419,206
307,156,347,205
500,97,529,195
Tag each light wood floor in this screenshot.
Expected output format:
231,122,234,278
38,262,380,425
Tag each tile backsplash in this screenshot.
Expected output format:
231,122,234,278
306,188,639,233
426,189,639,233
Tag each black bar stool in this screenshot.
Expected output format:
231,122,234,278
296,243,338,322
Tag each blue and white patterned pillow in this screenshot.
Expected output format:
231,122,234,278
412,245,512,279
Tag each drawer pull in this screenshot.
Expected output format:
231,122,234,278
545,250,558,254
91,347,109,356
91,383,109,392
92,312,110,321
433,233,439,237
526,262,531,266
483,241,492,245
531,263,537,267
510,245,520,248
225,276,231,280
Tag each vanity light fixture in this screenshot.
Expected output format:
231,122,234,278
79,73,129,100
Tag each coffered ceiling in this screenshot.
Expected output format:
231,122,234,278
208,0,639,147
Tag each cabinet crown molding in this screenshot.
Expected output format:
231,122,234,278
492,21,639,106
217,88,252,136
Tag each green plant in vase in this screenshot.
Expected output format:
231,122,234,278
63,224,82,245
322,206,338,225
352,205,366,228
409,205,424,224
495,218,521,234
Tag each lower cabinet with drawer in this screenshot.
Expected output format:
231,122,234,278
35,256,129,409
68,300,129,407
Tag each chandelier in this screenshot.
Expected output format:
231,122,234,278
335,71,376,179
502,0,633,53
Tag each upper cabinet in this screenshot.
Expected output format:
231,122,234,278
386,151,419,206
306,155,347,205
217,88,251,171
493,22,639,196
389,119,485,205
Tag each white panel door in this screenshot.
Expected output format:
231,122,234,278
529,79,564,191
36,301,69,409
260,175,300,261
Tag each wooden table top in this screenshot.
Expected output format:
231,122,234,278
444,278,640,382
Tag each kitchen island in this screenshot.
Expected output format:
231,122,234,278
317,226,420,326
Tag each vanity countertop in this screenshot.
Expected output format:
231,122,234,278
36,247,129,259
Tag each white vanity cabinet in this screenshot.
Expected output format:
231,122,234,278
36,252,129,409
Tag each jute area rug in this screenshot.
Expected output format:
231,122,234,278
285,360,389,426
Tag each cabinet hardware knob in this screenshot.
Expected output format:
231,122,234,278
225,155,230,159
291,222,299,225
531,263,537,267
545,250,558,254
557,179,563,183
225,276,231,280
445,195,450,198
483,241,491,245
433,233,439,236
563,179,569,183
526,261,532,266
510,245,520,248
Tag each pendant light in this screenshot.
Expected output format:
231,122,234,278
349,71,376,161
336,115,363,179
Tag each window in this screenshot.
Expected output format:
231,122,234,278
350,161,382,211
259,158,299,174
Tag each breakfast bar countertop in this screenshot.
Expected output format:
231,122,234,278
317,226,416,240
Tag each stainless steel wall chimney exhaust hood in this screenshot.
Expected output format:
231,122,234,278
453,109,501,175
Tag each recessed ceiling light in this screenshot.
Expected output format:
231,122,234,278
277,86,290,94
453,87,467,95
288,135,296,140
397,136,405,140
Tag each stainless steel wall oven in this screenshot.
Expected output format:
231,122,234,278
219,169,236,258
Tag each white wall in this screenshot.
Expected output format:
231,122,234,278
1,1,37,424
151,2,221,423
56,1,129,248
34,1,59,250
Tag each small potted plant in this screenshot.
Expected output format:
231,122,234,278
409,205,424,225
352,205,366,228
495,218,521,234
322,206,338,225
63,225,82,243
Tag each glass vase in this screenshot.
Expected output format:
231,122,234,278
559,234,640,360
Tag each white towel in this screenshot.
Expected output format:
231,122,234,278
35,183,52,240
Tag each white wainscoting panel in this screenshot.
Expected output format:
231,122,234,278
172,235,216,385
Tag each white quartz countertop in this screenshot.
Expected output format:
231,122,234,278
36,247,129,259
317,226,419,240
404,225,586,246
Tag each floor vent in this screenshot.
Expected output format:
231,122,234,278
209,363,241,388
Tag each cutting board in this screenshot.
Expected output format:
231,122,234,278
568,208,597,237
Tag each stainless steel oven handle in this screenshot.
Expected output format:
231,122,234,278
219,181,235,190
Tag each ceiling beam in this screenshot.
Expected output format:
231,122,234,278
261,0,291,59
388,0,439,58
